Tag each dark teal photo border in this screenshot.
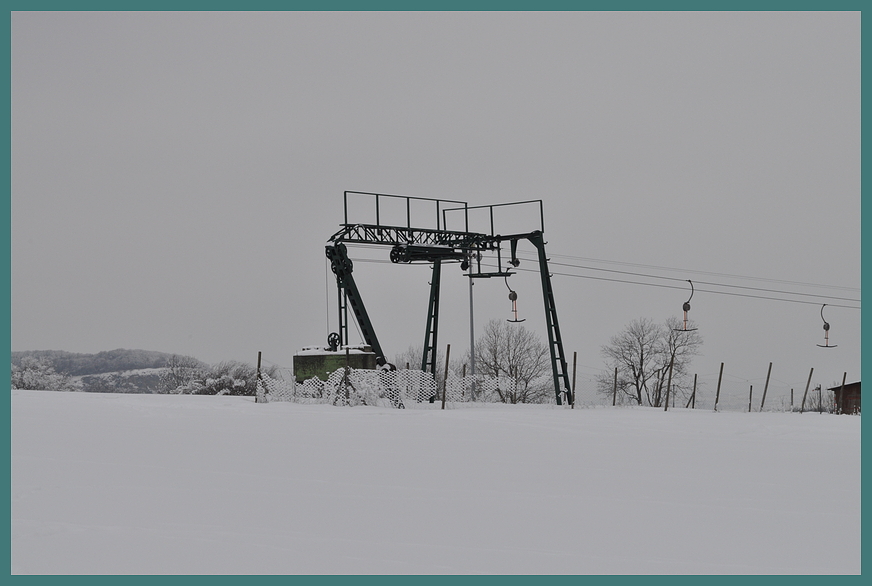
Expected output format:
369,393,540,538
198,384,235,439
3,5,865,580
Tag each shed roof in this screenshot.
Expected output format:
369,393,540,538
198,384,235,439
827,381,860,392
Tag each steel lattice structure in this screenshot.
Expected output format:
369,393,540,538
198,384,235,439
325,191,573,405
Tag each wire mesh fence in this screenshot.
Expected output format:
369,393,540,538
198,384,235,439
257,363,852,414
259,367,531,409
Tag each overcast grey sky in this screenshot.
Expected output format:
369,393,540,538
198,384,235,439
11,11,860,396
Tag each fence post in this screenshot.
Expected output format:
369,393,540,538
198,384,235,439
612,367,618,406
818,385,823,415
344,347,350,403
714,363,724,412
748,385,753,412
685,373,697,409
255,351,264,403
571,351,577,409
664,356,674,412
838,372,847,414
800,367,814,414
759,362,772,412
441,344,451,410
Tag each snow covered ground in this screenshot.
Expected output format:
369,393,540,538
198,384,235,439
11,389,860,574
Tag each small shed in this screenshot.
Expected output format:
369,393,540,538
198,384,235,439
293,345,378,382
828,381,860,414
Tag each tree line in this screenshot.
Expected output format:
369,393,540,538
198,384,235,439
394,315,702,406
12,314,702,403
11,349,190,376
10,353,277,396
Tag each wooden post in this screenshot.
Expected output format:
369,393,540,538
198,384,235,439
800,367,814,414
693,374,697,409
571,351,577,409
838,372,847,414
791,388,794,410
441,344,451,410
818,384,823,415
759,362,772,412
255,351,264,403
714,363,724,412
664,356,674,412
344,347,350,403
612,367,618,406
748,385,753,412
684,373,697,409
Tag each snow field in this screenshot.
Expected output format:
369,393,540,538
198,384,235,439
11,389,860,574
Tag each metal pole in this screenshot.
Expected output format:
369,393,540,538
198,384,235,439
759,362,772,412
468,273,476,400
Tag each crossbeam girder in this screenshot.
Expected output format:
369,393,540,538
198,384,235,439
329,223,494,250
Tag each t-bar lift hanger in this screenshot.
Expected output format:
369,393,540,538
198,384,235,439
674,280,698,332
817,304,837,348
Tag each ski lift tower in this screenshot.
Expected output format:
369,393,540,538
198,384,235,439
325,191,573,405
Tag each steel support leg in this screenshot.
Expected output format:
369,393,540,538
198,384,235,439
527,231,572,405
422,260,442,375
326,243,386,363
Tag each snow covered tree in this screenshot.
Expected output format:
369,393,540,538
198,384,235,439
11,356,77,392
598,316,702,407
159,354,209,393
168,359,278,396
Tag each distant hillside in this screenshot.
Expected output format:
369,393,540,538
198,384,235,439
76,369,168,394
11,349,206,377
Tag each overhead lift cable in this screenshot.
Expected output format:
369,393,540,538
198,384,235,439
481,263,860,310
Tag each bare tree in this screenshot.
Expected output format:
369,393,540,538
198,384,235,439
392,344,450,376
598,317,702,407
473,319,552,403
393,344,456,402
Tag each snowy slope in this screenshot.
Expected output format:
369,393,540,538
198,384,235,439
11,390,860,574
